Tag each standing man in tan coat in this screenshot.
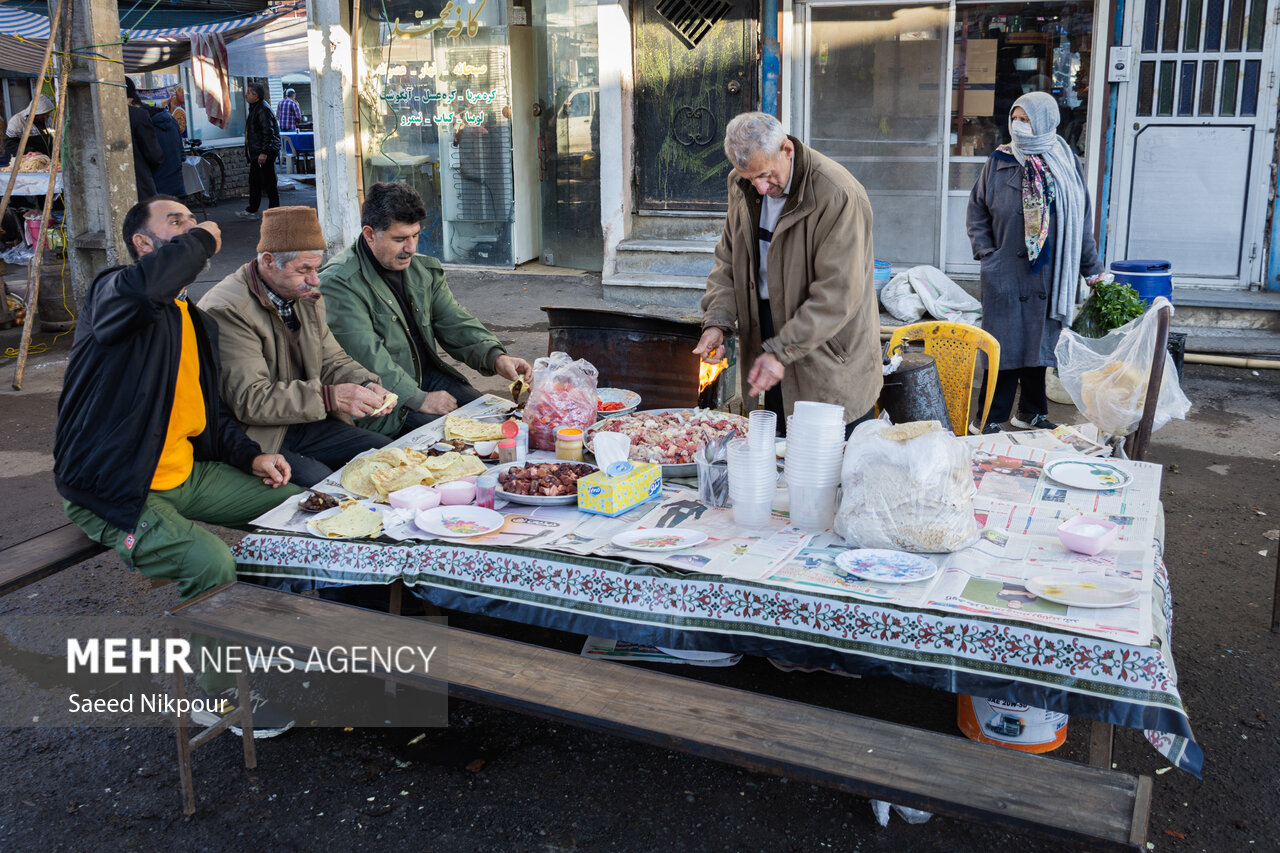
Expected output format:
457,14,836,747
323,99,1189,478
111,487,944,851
694,112,882,436
199,206,396,486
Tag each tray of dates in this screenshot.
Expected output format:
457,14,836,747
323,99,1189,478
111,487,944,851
586,408,749,478
494,461,598,505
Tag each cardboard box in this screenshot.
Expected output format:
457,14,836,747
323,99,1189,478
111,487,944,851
577,463,662,517
952,38,997,117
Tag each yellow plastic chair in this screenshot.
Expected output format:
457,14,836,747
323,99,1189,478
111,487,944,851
885,321,1001,436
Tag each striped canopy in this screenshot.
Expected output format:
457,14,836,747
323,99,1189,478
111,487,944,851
0,6,287,74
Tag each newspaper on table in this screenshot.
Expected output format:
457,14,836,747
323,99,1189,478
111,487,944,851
762,440,1162,646
251,394,814,580
983,422,1112,457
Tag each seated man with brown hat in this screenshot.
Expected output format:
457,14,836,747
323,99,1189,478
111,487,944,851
198,206,396,487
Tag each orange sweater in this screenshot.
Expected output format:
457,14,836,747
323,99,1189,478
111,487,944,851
151,297,207,490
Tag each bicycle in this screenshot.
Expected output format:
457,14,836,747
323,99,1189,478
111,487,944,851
181,138,226,211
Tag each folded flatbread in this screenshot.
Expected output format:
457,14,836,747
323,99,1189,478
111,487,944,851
509,377,530,404
370,392,398,417
444,415,505,443
421,451,486,485
371,463,431,502
374,446,427,467
340,457,393,498
313,502,382,539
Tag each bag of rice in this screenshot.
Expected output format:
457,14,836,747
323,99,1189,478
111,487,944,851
834,418,979,553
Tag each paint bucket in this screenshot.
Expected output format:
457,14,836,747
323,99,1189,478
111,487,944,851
878,353,953,433
1110,259,1172,307
873,259,892,294
957,694,1068,753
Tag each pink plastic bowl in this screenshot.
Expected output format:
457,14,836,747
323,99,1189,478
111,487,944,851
436,480,476,506
1057,516,1120,556
388,484,440,511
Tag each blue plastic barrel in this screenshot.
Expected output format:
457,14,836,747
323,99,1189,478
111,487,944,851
1109,259,1172,306
874,259,893,294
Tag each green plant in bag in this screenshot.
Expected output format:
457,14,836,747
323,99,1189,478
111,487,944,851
1071,280,1146,338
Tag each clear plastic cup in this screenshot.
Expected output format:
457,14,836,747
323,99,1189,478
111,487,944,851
748,410,777,451
732,494,773,527
788,484,838,530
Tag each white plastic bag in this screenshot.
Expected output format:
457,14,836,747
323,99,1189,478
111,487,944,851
834,417,979,553
878,272,926,322
1053,297,1191,436
871,800,934,826
524,351,599,451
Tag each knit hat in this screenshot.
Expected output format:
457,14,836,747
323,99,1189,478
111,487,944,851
257,206,326,253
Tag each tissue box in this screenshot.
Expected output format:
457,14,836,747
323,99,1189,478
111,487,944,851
577,463,662,517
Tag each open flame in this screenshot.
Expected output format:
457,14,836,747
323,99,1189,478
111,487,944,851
698,358,728,392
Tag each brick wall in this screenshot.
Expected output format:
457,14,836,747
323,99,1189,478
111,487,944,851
213,144,249,200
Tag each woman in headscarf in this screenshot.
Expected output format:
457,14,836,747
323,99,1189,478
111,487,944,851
967,91,1104,434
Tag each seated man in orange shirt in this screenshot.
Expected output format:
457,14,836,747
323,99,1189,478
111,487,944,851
54,196,299,738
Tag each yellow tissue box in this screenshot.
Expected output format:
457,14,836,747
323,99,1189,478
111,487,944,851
577,463,662,517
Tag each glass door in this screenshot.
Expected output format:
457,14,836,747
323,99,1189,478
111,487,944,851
532,0,603,269
804,3,951,267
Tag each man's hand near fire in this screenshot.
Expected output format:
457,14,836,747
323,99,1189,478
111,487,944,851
693,327,727,364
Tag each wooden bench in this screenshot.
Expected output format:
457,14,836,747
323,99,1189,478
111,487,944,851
169,582,1152,850
0,522,106,598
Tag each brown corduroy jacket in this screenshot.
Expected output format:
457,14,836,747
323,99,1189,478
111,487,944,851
198,262,378,453
701,137,883,423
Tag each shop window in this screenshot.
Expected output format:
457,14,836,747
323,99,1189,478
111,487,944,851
951,1,1094,174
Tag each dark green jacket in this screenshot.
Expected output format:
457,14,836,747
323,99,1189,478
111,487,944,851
319,241,504,435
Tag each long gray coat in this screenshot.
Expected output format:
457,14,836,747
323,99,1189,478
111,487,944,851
966,151,1103,369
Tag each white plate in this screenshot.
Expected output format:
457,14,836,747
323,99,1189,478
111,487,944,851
304,502,385,540
1043,458,1132,491
833,549,938,584
415,506,505,538
610,528,709,552
493,461,596,505
1025,575,1140,608
596,388,642,419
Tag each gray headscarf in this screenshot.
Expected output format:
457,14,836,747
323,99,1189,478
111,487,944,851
1009,91,1088,326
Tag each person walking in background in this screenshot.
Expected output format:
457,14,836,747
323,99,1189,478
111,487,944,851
276,88,301,132
125,78,163,201
142,92,186,198
966,91,1105,434
238,81,280,220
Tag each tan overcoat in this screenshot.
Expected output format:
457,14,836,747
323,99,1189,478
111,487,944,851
701,137,883,423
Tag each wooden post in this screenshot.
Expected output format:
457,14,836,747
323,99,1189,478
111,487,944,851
310,0,362,252
60,0,134,305
12,0,72,390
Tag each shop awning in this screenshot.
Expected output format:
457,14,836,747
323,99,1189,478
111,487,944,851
0,6,290,74
225,15,308,78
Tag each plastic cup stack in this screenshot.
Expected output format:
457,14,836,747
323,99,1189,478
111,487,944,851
727,436,777,527
747,410,778,453
784,401,846,530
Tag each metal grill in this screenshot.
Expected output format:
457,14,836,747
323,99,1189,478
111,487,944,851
653,0,732,49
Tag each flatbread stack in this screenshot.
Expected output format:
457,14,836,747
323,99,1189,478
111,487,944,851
339,445,486,502
444,415,505,443
312,501,383,539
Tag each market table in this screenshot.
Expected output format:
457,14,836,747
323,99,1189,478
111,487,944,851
234,399,1201,777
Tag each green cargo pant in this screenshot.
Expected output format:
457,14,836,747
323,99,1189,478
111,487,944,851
65,460,301,692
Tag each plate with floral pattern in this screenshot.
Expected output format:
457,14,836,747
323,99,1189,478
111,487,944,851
415,506,505,538
833,549,939,584
610,528,709,552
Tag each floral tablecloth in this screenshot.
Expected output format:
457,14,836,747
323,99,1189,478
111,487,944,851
232,530,1201,775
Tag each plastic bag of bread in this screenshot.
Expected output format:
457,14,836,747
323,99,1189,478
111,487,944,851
834,418,979,553
1053,296,1191,436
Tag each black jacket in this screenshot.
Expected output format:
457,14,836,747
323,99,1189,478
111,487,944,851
244,100,280,158
146,105,186,197
53,230,263,531
128,103,163,201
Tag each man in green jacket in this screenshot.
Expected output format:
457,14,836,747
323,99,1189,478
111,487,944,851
694,112,882,437
199,206,395,487
320,182,532,437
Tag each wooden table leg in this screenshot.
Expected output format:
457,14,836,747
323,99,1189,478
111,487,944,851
1271,547,1279,633
236,669,257,769
170,630,196,816
389,578,403,616
1088,720,1114,768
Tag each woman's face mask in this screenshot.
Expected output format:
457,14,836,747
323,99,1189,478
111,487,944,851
1010,120,1035,138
